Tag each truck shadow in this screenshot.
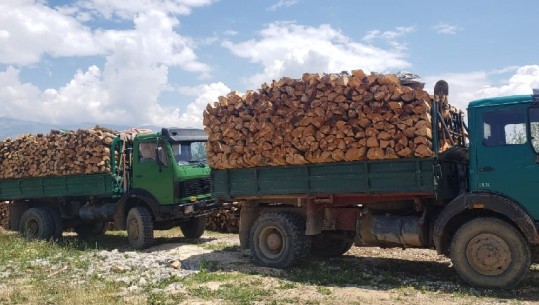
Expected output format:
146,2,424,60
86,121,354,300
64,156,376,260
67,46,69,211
57,231,539,302
60,232,218,252
182,248,539,303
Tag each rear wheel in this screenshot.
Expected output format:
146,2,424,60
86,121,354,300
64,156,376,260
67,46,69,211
180,216,207,238
19,208,54,240
126,207,154,250
451,217,531,288
249,212,310,268
311,232,353,258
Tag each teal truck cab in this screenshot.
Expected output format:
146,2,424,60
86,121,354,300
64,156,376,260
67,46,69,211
211,88,539,288
432,90,539,288
7,128,218,249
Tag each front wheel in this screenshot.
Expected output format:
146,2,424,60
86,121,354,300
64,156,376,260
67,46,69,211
179,216,207,238
451,217,531,288
126,207,154,250
249,212,310,268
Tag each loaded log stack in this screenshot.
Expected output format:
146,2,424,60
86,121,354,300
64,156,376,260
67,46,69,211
0,127,116,179
203,70,462,169
206,203,240,233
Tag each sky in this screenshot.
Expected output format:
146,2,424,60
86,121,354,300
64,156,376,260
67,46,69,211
1,0,539,129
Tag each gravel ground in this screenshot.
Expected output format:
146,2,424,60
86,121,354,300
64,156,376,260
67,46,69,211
2,229,539,304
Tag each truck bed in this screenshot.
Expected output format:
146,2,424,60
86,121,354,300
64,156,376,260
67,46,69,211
0,174,117,201
212,157,463,201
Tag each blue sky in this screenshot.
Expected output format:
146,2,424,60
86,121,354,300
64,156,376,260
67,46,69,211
1,0,538,128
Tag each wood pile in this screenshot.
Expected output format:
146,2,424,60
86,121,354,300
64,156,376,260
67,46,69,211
206,203,240,233
0,128,116,179
0,201,10,230
203,70,459,169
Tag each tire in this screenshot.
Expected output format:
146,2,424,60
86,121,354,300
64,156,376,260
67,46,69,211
450,217,531,288
311,232,353,258
180,216,207,239
126,207,154,250
249,212,310,268
74,221,107,238
19,207,54,240
45,207,63,241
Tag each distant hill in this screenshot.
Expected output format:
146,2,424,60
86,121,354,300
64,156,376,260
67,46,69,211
0,117,160,140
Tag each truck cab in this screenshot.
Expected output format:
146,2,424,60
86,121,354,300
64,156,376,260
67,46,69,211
113,128,218,249
468,94,539,220
433,90,539,288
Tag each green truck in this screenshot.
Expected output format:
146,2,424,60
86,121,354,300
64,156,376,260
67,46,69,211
211,86,539,288
5,128,218,249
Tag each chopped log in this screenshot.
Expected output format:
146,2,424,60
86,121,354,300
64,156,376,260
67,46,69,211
0,127,117,179
206,203,241,233
204,69,463,169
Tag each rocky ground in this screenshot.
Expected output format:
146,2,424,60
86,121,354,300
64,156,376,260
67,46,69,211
1,229,538,305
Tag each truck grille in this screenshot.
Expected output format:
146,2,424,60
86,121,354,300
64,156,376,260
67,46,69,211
180,178,211,197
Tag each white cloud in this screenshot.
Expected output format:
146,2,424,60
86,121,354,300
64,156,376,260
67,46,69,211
268,0,300,11
432,22,462,35
0,0,102,65
0,0,214,128
424,65,539,111
177,82,231,127
223,30,239,36
74,0,215,20
0,65,226,128
362,26,415,50
475,65,539,98
222,22,411,88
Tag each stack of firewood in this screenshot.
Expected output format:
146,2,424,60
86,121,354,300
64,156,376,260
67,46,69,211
203,70,458,169
0,201,10,230
0,128,116,179
206,203,240,233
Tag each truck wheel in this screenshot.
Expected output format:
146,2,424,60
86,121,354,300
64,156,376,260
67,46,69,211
45,207,63,241
451,217,531,288
74,221,107,238
180,216,207,238
19,207,54,240
127,207,154,250
249,212,310,268
311,233,353,258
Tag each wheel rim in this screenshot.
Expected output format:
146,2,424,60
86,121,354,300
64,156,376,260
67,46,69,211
26,219,39,237
128,218,139,241
258,225,284,259
466,233,512,276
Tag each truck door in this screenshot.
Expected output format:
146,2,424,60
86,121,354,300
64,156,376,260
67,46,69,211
132,139,174,205
475,103,539,219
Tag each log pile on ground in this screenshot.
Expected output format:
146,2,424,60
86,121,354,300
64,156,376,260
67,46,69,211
204,70,460,169
0,128,116,179
206,203,240,233
0,201,10,230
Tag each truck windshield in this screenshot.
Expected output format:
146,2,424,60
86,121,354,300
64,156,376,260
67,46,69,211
171,141,207,164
